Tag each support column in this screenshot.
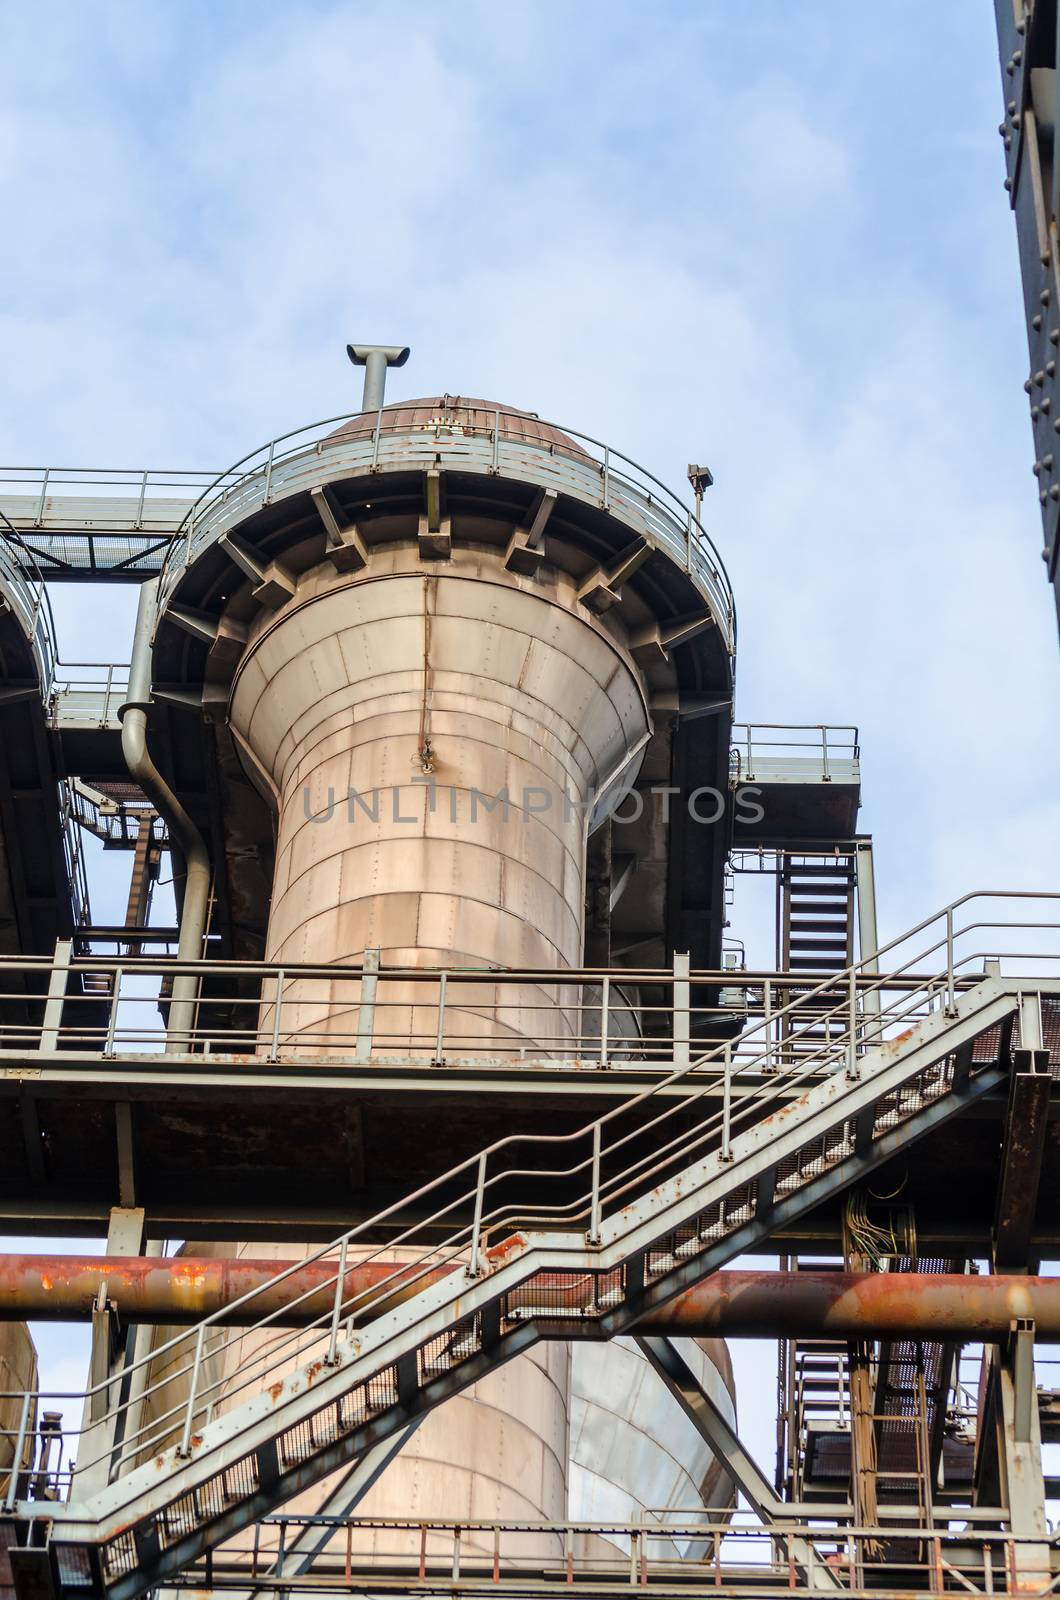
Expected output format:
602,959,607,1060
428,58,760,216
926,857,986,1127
994,1320,1049,1593
73,1207,144,1496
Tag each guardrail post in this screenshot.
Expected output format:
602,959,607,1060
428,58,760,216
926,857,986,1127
326,1236,348,1366
763,977,774,1073
262,440,275,505
820,724,831,782
435,971,448,1063
492,410,500,474
854,839,881,1032
104,967,123,1055
179,1325,206,1457
34,469,49,529
846,966,859,1078
467,1152,487,1278
673,953,690,1070
721,1042,733,1161
602,447,610,509
588,1122,602,1243
354,949,380,1062
598,975,610,1068
40,939,72,1051
269,970,285,1059
945,907,956,1013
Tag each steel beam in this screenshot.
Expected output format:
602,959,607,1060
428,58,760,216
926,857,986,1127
994,1320,1050,1593
636,1336,840,1590
73,1208,145,1497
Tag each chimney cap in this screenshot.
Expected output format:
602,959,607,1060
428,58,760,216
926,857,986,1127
347,344,410,368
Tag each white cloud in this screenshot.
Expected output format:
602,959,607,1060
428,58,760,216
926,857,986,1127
1,0,1056,1458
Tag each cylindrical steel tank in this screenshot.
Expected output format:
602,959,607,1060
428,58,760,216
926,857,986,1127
229,543,649,1056
569,1338,735,1559
149,389,737,1563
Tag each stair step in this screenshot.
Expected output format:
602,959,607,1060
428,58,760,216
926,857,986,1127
784,863,856,877
28,975,1011,1600
788,882,853,897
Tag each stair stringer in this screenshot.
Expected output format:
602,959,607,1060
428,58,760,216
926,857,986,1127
36,979,1018,1600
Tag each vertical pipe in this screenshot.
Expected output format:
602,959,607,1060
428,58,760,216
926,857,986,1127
120,579,210,1049
361,352,388,413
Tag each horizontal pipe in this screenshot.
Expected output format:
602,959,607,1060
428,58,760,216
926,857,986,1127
0,1261,1056,1340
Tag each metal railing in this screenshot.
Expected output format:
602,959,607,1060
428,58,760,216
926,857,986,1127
0,468,221,533
151,1513,1056,1595
66,779,158,851
49,663,130,728
0,512,57,686
729,724,860,785
0,890,1056,1513
154,404,735,652
0,888,1054,1066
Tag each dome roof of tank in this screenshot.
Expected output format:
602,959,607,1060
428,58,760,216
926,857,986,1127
329,395,591,461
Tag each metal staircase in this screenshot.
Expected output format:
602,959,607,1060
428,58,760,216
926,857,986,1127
2,929,1036,1600
780,855,856,976
779,852,857,1065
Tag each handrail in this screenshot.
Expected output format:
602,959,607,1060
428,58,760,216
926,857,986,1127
152,404,736,651
0,509,58,690
729,722,860,784
4,889,1057,1502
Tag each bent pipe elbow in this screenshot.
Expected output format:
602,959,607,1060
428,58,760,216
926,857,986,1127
120,580,211,1044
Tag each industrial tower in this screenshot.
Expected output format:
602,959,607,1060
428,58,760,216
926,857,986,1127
0,346,1054,1600
995,0,1060,634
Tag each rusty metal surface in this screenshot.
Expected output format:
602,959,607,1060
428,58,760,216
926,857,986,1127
3,1262,1058,1340
327,396,595,465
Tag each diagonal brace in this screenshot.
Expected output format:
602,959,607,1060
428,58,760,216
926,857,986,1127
636,1335,841,1590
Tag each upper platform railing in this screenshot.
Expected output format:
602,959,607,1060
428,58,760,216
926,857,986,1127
0,513,57,687
729,723,860,786
0,409,735,650
158,405,734,649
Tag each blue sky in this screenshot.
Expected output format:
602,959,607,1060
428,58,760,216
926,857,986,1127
2,0,1058,1489
3,0,1054,940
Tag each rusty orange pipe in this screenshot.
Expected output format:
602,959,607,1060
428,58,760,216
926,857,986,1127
0,1260,1055,1340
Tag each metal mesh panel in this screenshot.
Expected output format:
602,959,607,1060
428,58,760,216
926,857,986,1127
91,1536,126,1587
278,1408,343,1468
158,1451,257,1549
344,1368,399,1424
774,1123,852,1197
971,1022,1005,1063
418,1315,481,1382
873,1058,954,1136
